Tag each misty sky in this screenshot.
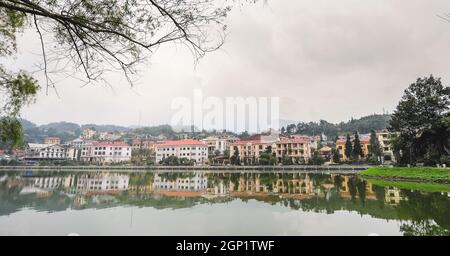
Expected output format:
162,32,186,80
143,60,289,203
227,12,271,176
7,0,450,128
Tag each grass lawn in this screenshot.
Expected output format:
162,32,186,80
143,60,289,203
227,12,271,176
359,167,450,181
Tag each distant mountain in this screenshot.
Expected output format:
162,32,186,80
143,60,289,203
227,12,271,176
19,120,81,144
133,124,176,138
20,119,37,130
40,122,81,135
81,124,131,133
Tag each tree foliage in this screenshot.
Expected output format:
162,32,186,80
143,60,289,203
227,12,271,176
368,130,382,164
332,148,340,164
258,152,276,165
159,155,194,166
352,132,363,159
344,134,352,160
230,147,240,165
282,114,391,139
0,0,234,86
308,150,324,166
0,0,256,148
390,75,450,166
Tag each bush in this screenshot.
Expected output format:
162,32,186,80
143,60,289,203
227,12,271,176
440,155,450,166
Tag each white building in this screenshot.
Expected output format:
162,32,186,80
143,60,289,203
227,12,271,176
33,176,65,190
65,146,81,161
81,141,131,163
25,143,67,160
70,138,86,148
201,136,239,155
81,128,96,140
376,129,397,164
153,173,208,191
155,139,208,165
76,173,129,193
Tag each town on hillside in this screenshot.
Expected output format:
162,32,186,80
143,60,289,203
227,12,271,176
0,125,399,167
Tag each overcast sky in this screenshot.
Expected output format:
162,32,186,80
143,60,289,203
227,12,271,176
9,0,450,128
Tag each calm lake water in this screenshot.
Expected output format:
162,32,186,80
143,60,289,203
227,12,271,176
0,170,449,236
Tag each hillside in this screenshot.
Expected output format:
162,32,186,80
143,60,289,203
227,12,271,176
284,114,391,138
16,114,392,145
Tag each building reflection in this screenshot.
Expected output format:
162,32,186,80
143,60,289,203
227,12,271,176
150,173,208,198
385,187,405,205
76,173,129,194
0,171,447,211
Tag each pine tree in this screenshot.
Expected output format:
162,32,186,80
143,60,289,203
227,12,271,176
344,134,353,160
332,148,340,163
369,130,382,163
352,132,363,159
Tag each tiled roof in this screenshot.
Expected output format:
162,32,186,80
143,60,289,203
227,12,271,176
92,141,130,147
231,140,263,145
157,139,206,147
278,138,311,144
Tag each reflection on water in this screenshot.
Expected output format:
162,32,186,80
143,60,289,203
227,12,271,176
0,171,449,236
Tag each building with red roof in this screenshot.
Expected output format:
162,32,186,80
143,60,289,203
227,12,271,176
276,138,312,163
155,139,208,165
336,137,370,161
229,136,313,164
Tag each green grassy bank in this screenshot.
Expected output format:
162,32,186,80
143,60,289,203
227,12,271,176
365,179,450,193
359,167,450,182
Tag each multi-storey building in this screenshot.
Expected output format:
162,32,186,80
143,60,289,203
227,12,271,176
25,143,68,161
155,139,208,165
201,136,239,155
131,139,158,151
229,135,313,165
275,138,312,163
229,139,277,165
44,137,61,145
81,128,96,140
70,138,86,148
336,136,370,161
81,141,131,163
376,129,397,163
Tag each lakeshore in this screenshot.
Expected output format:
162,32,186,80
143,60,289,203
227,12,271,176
359,167,450,183
2,165,450,184
0,165,368,173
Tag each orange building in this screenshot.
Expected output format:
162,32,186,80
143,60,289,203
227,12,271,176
44,137,61,145
336,136,370,161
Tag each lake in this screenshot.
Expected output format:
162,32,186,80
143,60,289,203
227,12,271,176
0,170,449,236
